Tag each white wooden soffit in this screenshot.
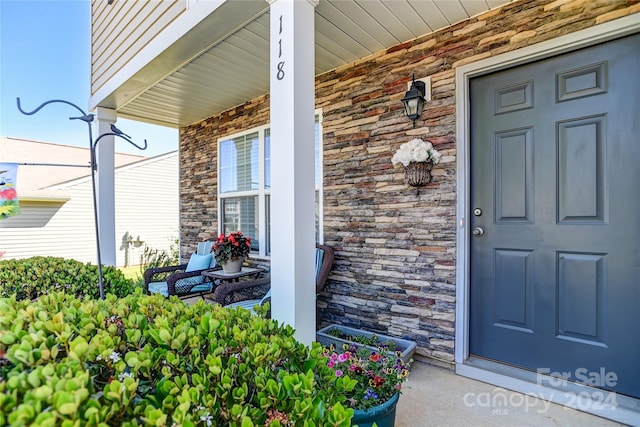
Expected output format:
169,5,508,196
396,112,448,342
96,0,513,128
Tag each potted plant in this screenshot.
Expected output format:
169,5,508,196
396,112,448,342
391,137,442,186
213,231,251,273
317,343,412,427
317,324,416,363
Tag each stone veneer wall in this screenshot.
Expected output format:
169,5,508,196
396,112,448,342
179,0,639,364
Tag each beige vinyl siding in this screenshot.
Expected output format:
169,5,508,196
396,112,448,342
0,185,97,263
113,152,179,267
0,153,179,268
91,0,186,96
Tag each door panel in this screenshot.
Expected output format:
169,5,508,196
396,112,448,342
557,252,605,345
495,128,533,222
469,34,640,398
557,116,606,223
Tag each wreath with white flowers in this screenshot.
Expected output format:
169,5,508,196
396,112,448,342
391,138,441,167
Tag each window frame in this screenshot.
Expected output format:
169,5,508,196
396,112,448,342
217,111,323,258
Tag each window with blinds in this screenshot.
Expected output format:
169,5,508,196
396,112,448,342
219,132,259,193
218,115,322,257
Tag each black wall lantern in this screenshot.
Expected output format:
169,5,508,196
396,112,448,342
401,74,426,128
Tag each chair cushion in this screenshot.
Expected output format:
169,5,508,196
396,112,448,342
227,299,261,313
225,289,270,314
189,283,214,294
186,253,213,272
148,281,169,297
148,281,213,297
197,241,214,255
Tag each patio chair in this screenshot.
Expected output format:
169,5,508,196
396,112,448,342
212,244,334,314
144,241,220,299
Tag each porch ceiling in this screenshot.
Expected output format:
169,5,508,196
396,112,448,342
113,0,512,128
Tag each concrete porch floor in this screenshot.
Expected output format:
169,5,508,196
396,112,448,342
395,361,626,427
190,298,630,426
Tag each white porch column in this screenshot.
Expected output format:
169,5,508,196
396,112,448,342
94,107,117,266
268,0,318,344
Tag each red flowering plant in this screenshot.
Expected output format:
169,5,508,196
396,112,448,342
213,231,251,264
0,188,17,200
318,343,411,410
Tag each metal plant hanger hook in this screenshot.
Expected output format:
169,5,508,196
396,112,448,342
91,125,148,171
17,98,94,123
16,97,147,299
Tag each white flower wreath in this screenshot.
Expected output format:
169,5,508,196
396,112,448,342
391,138,442,167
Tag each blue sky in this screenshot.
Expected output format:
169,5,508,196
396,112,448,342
0,0,178,157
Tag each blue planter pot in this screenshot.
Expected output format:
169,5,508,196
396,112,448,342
351,392,399,427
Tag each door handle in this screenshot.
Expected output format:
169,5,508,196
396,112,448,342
472,227,485,237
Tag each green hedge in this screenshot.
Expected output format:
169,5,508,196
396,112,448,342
0,291,354,426
0,257,135,301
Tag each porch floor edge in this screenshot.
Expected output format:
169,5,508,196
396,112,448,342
456,360,638,426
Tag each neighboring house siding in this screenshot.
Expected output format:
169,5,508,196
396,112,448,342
180,0,638,363
0,151,179,268
91,0,186,96
0,185,96,262
113,152,179,267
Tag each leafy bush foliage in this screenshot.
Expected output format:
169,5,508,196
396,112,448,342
0,257,135,301
0,291,354,426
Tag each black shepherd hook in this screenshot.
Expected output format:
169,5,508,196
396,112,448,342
91,125,148,171
17,98,94,123
16,97,147,300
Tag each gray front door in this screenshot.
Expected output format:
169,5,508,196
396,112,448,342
469,34,639,398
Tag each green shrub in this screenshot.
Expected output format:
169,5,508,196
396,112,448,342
0,291,354,426
0,257,135,301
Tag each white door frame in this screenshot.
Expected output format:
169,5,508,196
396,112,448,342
454,14,640,425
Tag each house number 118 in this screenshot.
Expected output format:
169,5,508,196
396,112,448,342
276,15,285,80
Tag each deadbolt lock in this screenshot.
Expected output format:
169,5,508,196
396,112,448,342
473,208,482,216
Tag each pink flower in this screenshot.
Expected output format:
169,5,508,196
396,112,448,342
335,370,343,377
338,353,351,362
